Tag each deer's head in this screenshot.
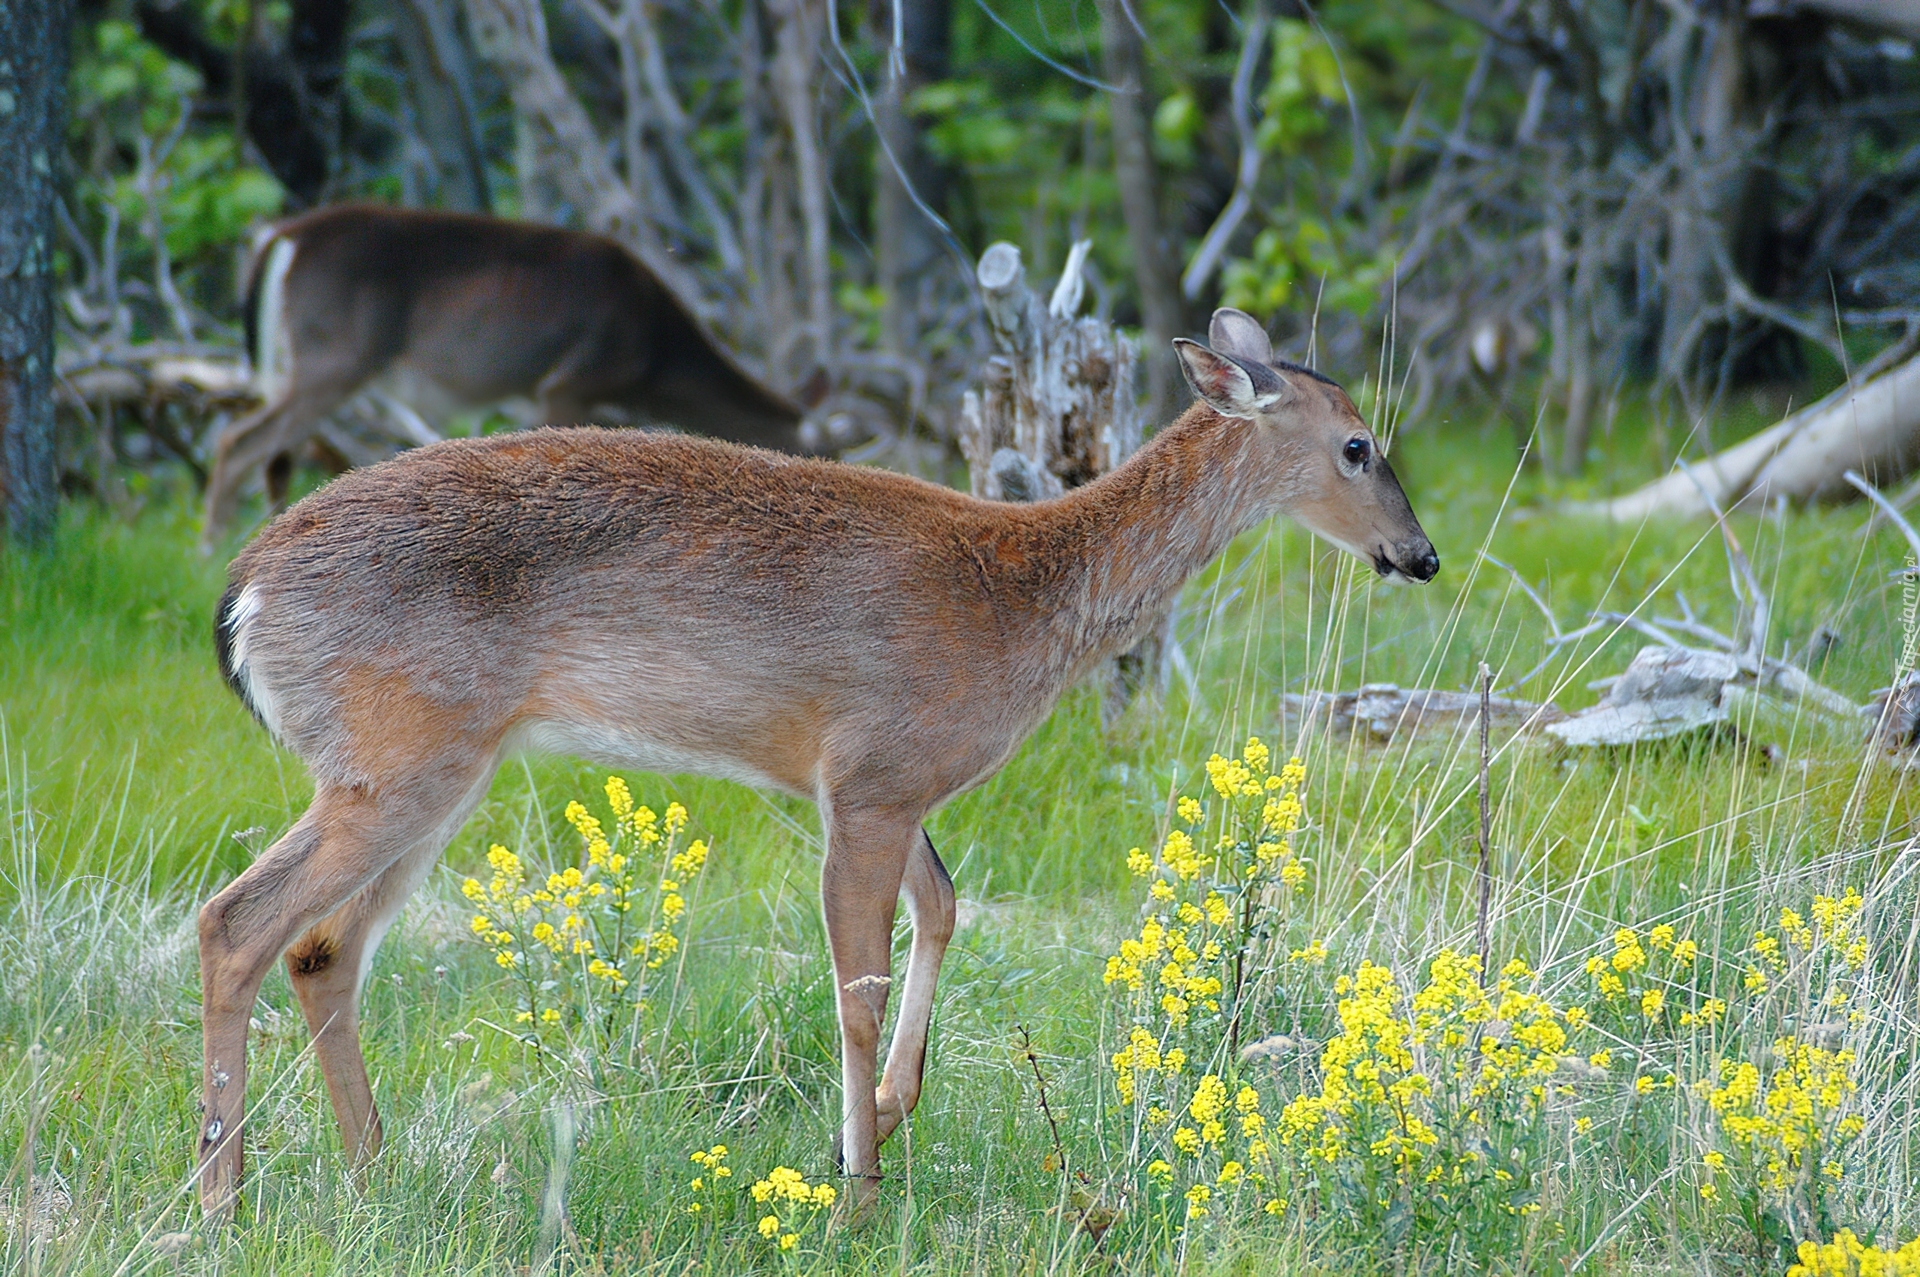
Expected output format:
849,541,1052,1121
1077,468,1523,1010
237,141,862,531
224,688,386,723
1173,309,1439,584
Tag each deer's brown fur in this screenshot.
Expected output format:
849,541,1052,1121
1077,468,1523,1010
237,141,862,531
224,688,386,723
194,316,1436,1216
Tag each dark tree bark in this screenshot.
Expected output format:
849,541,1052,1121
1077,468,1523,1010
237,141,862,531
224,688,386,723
242,0,350,205
135,0,350,206
871,0,949,353
392,0,491,211
0,0,69,547
1095,0,1186,425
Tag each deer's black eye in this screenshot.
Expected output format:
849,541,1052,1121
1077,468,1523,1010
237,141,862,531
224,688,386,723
1343,437,1370,467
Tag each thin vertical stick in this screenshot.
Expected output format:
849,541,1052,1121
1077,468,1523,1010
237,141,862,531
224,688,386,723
1016,1025,1066,1174
1476,660,1493,981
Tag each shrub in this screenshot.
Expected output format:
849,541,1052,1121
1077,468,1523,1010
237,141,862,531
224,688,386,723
461,776,708,1074
1092,739,1898,1270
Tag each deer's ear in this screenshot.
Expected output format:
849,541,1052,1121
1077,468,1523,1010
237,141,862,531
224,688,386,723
1174,338,1288,419
1208,308,1272,366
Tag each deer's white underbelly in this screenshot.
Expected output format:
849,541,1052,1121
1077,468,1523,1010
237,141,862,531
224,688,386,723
514,718,788,794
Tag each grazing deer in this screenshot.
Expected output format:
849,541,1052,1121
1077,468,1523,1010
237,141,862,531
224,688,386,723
200,203,825,550
195,309,1437,1216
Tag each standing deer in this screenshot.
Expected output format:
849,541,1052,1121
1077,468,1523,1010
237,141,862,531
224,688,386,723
195,309,1438,1216
201,203,824,550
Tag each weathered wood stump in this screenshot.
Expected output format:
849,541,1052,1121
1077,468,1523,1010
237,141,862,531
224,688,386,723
956,240,1166,724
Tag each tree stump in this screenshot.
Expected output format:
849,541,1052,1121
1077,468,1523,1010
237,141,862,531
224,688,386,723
956,240,1168,724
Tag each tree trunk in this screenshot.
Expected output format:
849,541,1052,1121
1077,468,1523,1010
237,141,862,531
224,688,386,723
957,241,1162,723
1659,6,1749,396
872,0,950,354
1561,185,1599,474
0,0,68,547
392,0,492,212
771,0,833,372
1094,0,1185,426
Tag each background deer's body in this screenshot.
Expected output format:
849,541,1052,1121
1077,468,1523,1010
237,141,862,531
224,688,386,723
195,315,1437,1215
201,204,814,548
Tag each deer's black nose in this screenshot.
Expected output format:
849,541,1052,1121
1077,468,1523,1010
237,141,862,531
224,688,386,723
1409,546,1439,582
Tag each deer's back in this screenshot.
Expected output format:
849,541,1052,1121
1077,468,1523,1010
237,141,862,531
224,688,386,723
227,430,1072,799
273,207,655,395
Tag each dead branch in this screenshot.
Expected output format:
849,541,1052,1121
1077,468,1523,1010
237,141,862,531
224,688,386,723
462,0,705,314
1304,524,1876,752
56,345,253,414
1181,7,1269,301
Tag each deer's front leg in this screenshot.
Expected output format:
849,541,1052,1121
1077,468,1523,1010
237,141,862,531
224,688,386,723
875,829,954,1145
819,804,919,1200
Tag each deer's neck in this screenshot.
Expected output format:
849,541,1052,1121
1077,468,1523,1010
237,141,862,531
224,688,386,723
1029,405,1279,674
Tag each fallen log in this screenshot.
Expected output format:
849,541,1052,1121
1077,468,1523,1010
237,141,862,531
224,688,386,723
55,341,446,484
1869,673,1920,767
1571,344,1920,521
1543,646,1742,747
56,344,256,415
1281,684,1565,743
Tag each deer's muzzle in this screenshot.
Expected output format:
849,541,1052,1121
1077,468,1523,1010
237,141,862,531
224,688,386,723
1375,540,1440,584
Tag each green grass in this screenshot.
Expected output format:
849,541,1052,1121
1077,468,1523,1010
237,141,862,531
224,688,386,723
3,422,1919,1273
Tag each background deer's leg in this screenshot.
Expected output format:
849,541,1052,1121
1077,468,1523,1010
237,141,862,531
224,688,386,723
283,774,487,1170
196,775,480,1217
534,347,619,428
819,802,920,1197
201,378,358,549
874,828,954,1145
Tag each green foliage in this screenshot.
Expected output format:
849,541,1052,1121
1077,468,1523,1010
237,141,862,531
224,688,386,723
99,130,285,262
914,80,1026,169
1152,89,1201,165
1214,19,1406,324
66,13,283,341
1220,218,1392,319
75,20,201,134
1253,19,1341,155
910,1,1490,337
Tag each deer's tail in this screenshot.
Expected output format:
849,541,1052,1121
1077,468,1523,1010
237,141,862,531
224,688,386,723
239,226,298,401
213,579,274,733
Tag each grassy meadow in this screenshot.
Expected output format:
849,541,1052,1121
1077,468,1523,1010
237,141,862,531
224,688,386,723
6,412,1920,1274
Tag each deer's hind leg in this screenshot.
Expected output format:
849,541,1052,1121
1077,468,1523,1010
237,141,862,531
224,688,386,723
283,776,487,1170
196,769,489,1217
875,828,954,1145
